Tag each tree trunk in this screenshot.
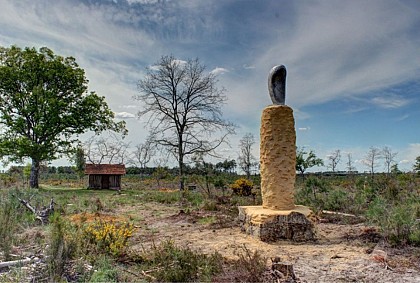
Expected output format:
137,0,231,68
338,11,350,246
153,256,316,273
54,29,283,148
178,157,184,191
178,135,185,191
29,159,40,188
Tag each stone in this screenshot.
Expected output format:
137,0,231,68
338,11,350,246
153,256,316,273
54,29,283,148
238,65,316,242
260,105,296,210
238,205,315,242
268,65,286,105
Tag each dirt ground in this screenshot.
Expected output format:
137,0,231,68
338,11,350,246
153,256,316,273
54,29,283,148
127,202,420,282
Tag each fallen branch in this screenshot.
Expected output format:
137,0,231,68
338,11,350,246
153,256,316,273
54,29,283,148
14,195,55,224
0,257,32,268
322,210,364,219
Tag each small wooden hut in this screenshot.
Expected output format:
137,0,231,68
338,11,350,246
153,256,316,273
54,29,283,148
85,164,126,190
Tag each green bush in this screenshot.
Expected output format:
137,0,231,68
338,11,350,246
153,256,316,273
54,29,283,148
233,245,267,282
366,196,420,245
324,188,348,212
143,240,222,282
88,256,119,283
295,177,329,213
0,198,16,260
230,178,253,196
47,213,68,280
82,220,134,257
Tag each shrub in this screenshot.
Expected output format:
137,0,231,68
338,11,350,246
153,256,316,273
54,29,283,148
215,245,268,282
233,245,267,282
88,256,119,283
295,177,329,213
324,188,349,212
0,198,16,261
230,178,253,196
366,196,420,245
47,213,68,280
82,220,134,257
143,240,222,282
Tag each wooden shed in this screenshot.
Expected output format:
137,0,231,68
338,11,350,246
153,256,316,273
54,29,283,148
85,164,126,190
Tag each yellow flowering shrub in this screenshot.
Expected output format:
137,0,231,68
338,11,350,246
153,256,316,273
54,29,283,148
83,220,134,256
230,178,253,196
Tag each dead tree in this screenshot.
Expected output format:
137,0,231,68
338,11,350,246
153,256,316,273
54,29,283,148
15,196,55,224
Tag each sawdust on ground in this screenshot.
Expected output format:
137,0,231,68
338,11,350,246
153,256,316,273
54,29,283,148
125,202,420,283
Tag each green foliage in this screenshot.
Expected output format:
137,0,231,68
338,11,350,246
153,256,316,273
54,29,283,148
202,200,219,211
366,196,420,245
73,146,86,179
231,245,267,283
23,163,31,180
143,240,222,282
215,159,237,173
88,256,119,283
82,220,134,257
414,156,420,174
295,176,353,214
47,213,68,280
0,45,126,187
296,148,324,177
0,196,18,260
230,178,253,196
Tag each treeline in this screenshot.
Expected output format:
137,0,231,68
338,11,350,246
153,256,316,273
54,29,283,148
8,165,76,175
5,159,238,177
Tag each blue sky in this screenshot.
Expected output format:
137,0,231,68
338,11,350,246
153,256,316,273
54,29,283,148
0,0,419,172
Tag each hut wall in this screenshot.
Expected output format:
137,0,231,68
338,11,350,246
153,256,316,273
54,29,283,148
88,174,121,190
89,175,102,189
109,175,121,189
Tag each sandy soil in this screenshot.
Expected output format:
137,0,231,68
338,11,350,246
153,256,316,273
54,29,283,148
127,203,420,282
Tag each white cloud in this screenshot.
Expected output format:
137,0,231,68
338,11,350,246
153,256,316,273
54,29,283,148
114,112,136,119
396,114,409,121
127,0,159,4
119,105,139,109
249,1,420,108
172,59,187,66
243,64,255,70
298,127,310,131
210,67,229,75
396,143,420,171
371,95,410,109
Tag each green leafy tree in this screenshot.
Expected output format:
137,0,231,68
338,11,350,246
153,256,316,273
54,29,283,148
296,148,324,178
215,159,236,174
73,145,86,180
414,156,420,174
0,46,126,188
390,163,401,174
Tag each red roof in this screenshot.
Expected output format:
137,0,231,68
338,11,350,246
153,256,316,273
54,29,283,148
85,164,126,175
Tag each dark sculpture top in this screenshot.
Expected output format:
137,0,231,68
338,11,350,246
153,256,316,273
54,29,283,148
268,65,286,105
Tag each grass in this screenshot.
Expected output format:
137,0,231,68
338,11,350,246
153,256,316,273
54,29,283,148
3,173,420,281
198,216,217,225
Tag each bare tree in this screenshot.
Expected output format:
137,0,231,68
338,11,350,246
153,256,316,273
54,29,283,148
346,153,356,173
362,146,382,178
130,137,155,169
84,132,129,164
238,133,258,179
382,146,398,175
327,149,341,172
135,55,235,190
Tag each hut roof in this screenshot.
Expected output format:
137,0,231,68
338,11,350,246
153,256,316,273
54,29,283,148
85,164,126,175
